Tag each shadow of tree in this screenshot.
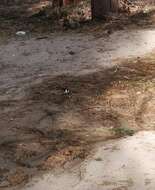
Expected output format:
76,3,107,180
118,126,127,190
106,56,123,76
0,55,154,187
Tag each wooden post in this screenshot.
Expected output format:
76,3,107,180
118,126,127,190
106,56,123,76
111,0,119,12
91,0,119,19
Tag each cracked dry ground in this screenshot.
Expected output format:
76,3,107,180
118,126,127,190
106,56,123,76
0,52,154,188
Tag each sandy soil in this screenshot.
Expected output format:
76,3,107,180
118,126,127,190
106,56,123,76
1,29,155,100
0,25,155,189
17,131,155,190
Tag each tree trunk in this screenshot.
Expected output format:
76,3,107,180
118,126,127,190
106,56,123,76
91,0,119,19
63,0,78,6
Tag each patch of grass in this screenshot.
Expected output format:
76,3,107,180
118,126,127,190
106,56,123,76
112,127,135,137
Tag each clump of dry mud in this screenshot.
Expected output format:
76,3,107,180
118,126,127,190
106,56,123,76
0,54,154,187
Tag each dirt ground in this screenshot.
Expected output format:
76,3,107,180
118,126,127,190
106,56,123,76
17,131,155,190
0,6,155,189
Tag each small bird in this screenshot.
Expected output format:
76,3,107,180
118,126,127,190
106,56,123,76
64,89,70,94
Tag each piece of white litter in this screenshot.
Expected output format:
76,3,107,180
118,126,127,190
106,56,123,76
136,91,141,95
16,31,26,36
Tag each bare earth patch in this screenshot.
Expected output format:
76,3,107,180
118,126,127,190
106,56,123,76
0,2,155,189
0,51,154,187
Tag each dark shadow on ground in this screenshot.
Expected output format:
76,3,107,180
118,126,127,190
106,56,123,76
0,53,154,187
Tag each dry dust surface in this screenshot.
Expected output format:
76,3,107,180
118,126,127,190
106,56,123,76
0,28,155,190
17,131,155,190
